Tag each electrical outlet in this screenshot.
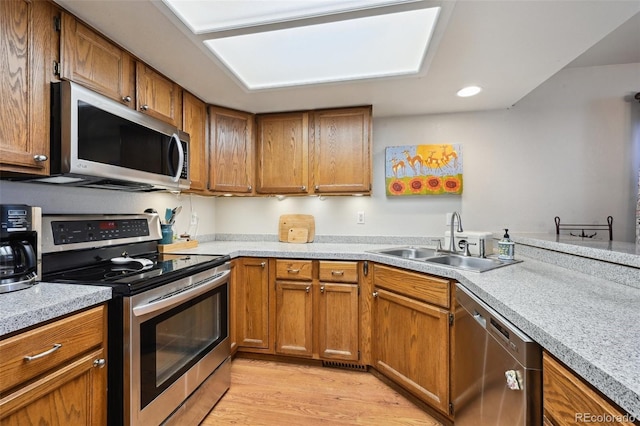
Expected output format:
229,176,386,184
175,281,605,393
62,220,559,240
190,212,198,225
357,211,365,224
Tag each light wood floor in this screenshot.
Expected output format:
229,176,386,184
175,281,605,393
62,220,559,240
202,358,442,425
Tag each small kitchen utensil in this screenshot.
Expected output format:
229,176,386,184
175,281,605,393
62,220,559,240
169,206,182,225
165,208,172,223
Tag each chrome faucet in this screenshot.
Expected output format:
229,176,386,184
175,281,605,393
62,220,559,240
449,212,463,253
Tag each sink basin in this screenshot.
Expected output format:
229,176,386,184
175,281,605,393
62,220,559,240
424,254,521,272
369,246,436,260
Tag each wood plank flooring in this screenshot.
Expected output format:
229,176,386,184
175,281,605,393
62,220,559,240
202,358,442,425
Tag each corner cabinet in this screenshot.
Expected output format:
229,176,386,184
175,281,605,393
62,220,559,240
0,0,58,175
0,305,108,425
310,107,372,195
372,264,453,417
60,11,135,107
209,106,255,194
182,91,208,193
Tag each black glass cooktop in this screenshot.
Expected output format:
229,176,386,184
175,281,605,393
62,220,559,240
44,253,229,295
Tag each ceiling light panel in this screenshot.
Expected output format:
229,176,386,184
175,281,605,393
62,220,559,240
163,0,420,33
204,7,440,90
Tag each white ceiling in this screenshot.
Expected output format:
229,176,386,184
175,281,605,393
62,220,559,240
53,1,640,117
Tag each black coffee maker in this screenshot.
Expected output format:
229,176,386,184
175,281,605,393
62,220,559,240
0,205,41,293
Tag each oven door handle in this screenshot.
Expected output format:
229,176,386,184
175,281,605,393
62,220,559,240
132,269,230,317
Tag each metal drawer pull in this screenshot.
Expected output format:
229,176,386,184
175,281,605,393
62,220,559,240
287,269,300,274
93,358,106,368
24,343,62,361
331,270,344,276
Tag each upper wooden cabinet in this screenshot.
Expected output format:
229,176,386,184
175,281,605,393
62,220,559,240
256,112,309,194
182,91,208,193
209,106,255,194
136,63,182,128
256,107,372,196
0,0,57,175
60,12,135,107
310,107,372,195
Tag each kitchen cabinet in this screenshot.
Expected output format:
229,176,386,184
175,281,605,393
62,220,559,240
0,0,57,176
136,62,182,128
372,264,453,416
256,112,309,194
310,107,372,195
209,106,255,194
60,11,135,107
0,305,108,425
274,260,360,362
182,91,208,193
543,352,634,426
235,258,273,352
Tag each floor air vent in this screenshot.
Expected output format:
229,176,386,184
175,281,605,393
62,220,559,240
322,361,368,371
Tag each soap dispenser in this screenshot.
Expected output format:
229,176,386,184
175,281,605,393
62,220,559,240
498,229,515,260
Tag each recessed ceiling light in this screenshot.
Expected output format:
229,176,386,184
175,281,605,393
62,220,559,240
456,86,482,97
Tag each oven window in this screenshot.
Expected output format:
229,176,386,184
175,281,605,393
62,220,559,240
139,285,227,408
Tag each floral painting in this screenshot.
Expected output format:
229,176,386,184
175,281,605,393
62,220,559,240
385,144,463,196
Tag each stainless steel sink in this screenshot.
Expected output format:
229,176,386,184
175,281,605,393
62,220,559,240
424,254,521,272
368,246,521,272
369,246,436,260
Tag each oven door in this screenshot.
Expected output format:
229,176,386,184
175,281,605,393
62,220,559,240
124,264,230,426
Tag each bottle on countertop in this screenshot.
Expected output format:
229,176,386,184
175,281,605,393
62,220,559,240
498,228,515,260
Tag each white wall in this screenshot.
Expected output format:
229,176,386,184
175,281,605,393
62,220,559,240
1,62,637,241
216,62,640,241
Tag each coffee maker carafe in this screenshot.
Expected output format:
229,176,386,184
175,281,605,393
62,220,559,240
0,205,41,293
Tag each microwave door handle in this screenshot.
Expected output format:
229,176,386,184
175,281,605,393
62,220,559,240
169,133,184,183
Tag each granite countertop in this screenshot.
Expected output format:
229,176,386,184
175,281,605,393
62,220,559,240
1,238,637,418
178,240,640,419
0,282,112,337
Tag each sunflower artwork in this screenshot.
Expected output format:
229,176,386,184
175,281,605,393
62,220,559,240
385,144,463,196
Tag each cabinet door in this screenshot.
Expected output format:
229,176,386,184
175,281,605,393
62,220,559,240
0,348,106,426
60,12,135,107
318,283,359,361
236,258,270,350
275,281,313,357
0,0,55,175
136,62,182,128
256,112,309,194
182,91,208,193
373,287,450,414
209,106,254,194
310,107,371,194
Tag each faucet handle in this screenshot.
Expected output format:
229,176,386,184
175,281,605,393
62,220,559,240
463,241,476,256
430,239,443,253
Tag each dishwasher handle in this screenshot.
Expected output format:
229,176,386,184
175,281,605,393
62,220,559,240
472,311,487,328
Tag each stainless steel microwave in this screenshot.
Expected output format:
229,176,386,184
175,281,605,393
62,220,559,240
31,81,190,192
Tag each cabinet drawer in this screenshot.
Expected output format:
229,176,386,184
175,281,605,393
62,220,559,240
543,352,634,426
319,261,358,283
373,264,450,308
0,305,105,394
276,260,313,281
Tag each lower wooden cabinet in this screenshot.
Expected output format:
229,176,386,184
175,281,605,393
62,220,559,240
276,279,314,357
543,352,635,426
372,264,453,416
235,257,272,352
0,305,108,426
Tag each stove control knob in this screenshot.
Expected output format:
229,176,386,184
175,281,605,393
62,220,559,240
93,358,106,368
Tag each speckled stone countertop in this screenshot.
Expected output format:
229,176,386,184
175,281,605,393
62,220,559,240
0,282,111,337
176,239,640,419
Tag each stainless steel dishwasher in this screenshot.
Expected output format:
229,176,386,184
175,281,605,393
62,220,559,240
454,283,542,425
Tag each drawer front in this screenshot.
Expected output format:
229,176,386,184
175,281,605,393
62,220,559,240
276,260,313,281
319,261,359,283
373,264,450,308
0,305,105,394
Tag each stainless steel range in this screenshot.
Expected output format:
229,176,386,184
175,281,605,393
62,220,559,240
41,213,230,426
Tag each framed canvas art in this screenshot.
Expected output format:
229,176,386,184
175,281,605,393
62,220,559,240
385,144,463,196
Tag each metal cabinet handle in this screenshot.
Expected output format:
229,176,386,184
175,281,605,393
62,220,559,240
260,262,266,268
122,95,132,103
33,154,48,162
315,185,319,191
331,270,344,276
301,185,306,191
140,105,149,111
247,185,252,191
372,291,378,298
305,286,311,293
320,286,325,293
24,343,62,361
93,358,106,368
287,269,300,274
